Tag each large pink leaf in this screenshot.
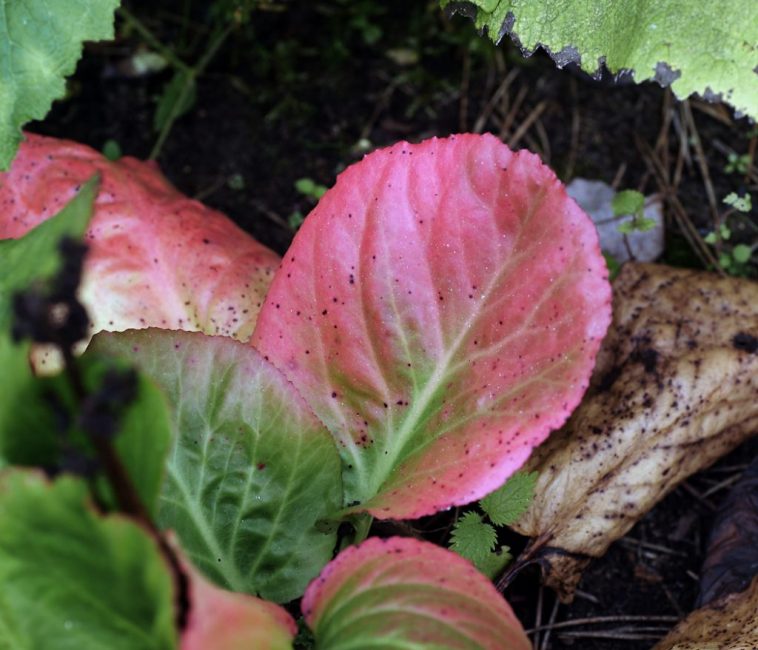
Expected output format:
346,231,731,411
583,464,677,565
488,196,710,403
302,536,531,650
181,554,296,650
0,133,280,371
253,133,611,519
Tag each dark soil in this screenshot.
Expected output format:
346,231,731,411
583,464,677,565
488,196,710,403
30,2,758,648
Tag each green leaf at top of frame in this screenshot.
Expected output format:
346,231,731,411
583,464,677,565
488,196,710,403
480,470,537,526
0,1,120,170
0,470,175,649
442,0,758,121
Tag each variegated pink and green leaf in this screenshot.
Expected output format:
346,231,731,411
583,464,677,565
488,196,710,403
302,536,531,650
0,133,280,371
252,133,611,519
181,558,296,650
91,329,342,603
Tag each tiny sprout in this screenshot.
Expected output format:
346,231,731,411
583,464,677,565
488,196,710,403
295,178,328,201
724,152,750,175
723,192,752,213
613,189,655,234
227,173,245,191
732,244,753,264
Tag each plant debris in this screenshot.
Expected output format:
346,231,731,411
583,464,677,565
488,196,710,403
503,262,758,602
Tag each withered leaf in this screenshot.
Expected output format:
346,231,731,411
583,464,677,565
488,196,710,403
697,455,758,607
652,574,758,649
503,263,758,602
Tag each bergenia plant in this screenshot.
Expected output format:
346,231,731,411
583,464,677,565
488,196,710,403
0,132,611,648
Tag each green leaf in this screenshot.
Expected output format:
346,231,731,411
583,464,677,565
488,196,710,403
0,176,99,331
732,244,752,264
294,178,317,195
449,511,497,564
102,139,122,161
476,546,513,579
480,470,538,526
612,190,645,218
443,0,758,120
723,192,752,212
0,470,175,649
91,329,343,603
704,231,719,244
0,177,98,464
154,70,197,133
618,216,657,234
0,1,120,169
303,537,531,650
602,251,621,280
0,353,173,517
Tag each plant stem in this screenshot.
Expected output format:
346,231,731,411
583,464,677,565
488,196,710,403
61,347,189,629
149,22,235,160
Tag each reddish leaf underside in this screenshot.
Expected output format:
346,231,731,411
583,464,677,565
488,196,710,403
0,133,280,371
253,133,611,519
302,536,531,650
181,560,296,650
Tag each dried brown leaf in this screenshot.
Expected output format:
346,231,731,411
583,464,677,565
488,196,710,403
505,263,758,602
652,575,758,649
697,456,758,607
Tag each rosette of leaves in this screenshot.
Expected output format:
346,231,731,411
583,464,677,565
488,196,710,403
1,132,613,648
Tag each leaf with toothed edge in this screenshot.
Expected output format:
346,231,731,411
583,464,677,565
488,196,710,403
302,536,531,650
0,1,120,170
90,328,343,604
441,1,758,121
252,133,611,519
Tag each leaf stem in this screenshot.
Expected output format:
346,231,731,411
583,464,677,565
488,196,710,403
148,22,235,160
61,347,190,629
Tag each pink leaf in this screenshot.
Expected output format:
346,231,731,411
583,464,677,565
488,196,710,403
302,536,531,650
253,133,611,518
181,557,296,650
0,133,279,370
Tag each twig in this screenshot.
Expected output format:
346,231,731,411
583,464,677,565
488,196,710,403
61,349,189,630
681,101,720,227
539,596,560,650
508,101,547,149
473,69,519,134
527,615,679,633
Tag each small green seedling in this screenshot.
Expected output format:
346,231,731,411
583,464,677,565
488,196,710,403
295,177,328,201
612,189,656,234
289,178,329,231
724,153,751,175
449,471,538,578
704,195,755,275
102,139,122,162
723,192,752,213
